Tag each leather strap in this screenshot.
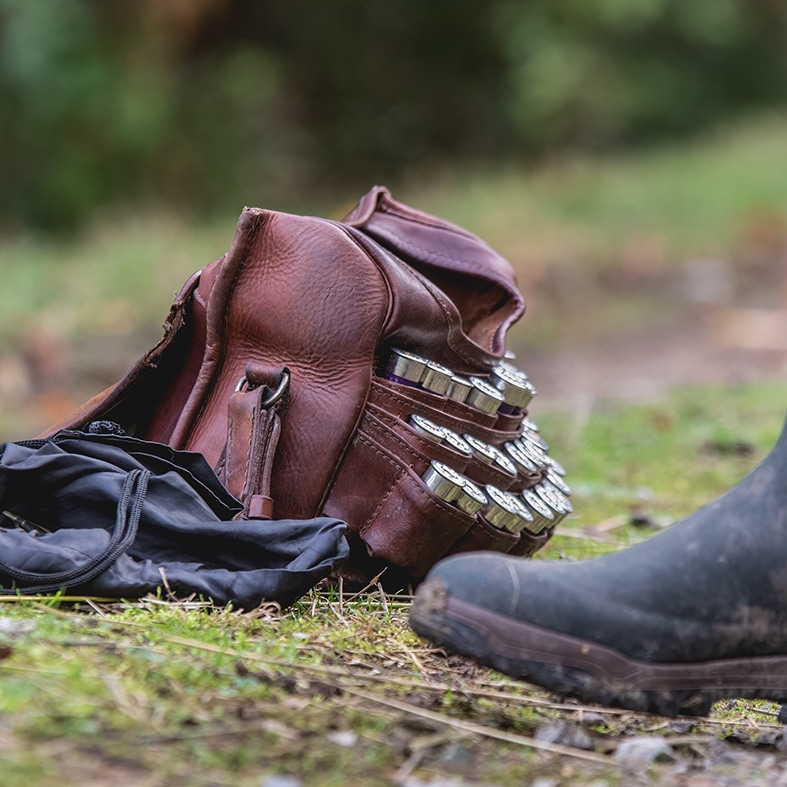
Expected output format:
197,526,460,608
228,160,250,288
225,369,289,520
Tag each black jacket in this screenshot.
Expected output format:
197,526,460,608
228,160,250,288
0,424,348,609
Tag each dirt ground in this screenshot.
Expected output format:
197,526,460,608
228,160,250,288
522,310,786,415
511,252,787,413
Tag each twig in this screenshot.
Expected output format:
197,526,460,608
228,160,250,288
0,595,119,604
397,640,429,676
27,601,97,620
158,567,179,602
589,515,629,533
392,748,426,783
376,582,389,616
83,598,109,616
339,685,610,764
344,568,388,602
154,635,615,717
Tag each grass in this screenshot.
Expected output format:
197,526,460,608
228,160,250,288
534,378,787,560
0,216,229,351
2,110,787,349
407,110,787,267
1,380,787,786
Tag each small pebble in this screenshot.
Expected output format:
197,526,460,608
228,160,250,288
438,741,473,767
259,776,302,787
326,730,357,747
534,720,594,750
614,736,674,768
577,711,608,728
529,779,557,787
0,618,35,637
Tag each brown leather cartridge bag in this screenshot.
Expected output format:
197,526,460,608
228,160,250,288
45,187,558,588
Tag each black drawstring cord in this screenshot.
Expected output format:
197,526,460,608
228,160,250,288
0,469,149,595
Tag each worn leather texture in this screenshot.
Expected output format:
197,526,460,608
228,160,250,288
44,186,554,588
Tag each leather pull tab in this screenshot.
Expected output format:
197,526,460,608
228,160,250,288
225,370,289,520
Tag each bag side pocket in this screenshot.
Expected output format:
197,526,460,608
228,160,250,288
323,424,475,586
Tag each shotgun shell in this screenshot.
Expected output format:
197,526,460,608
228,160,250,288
539,482,573,516
545,468,571,496
497,359,528,379
534,482,572,526
481,485,534,534
446,374,473,403
456,477,488,515
463,433,497,464
519,428,550,452
421,361,454,395
422,461,466,504
516,439,551,471
520,488,556,533
408,413,447,444
466,377,506,414
490,364,537,414
442,428,473,458
504,441,539,475
463,434,518,479
487,444,519,479
385,349,428,386
545,455,568,477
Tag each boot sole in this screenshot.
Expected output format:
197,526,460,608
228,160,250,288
410,579,787,717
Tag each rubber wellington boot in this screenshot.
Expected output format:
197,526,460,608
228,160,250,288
410,414,787,717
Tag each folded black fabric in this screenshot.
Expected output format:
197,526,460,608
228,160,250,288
0,426,349,609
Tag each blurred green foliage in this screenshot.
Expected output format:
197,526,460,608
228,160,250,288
1,0,786,232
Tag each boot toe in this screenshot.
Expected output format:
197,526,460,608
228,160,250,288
418,552,522,615
411,551,626,659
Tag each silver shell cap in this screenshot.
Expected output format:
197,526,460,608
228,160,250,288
521,488,556,533
487,445,518,478
386,349,428,383
482,486,533,534
490,365,537,408
503,441,538,475
421,361,454,395
422,461,466,503
456,478,488,515
545,468,571,496
446,375,473,403
466,377,506,414
442,429,473,458
409,413,447,443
